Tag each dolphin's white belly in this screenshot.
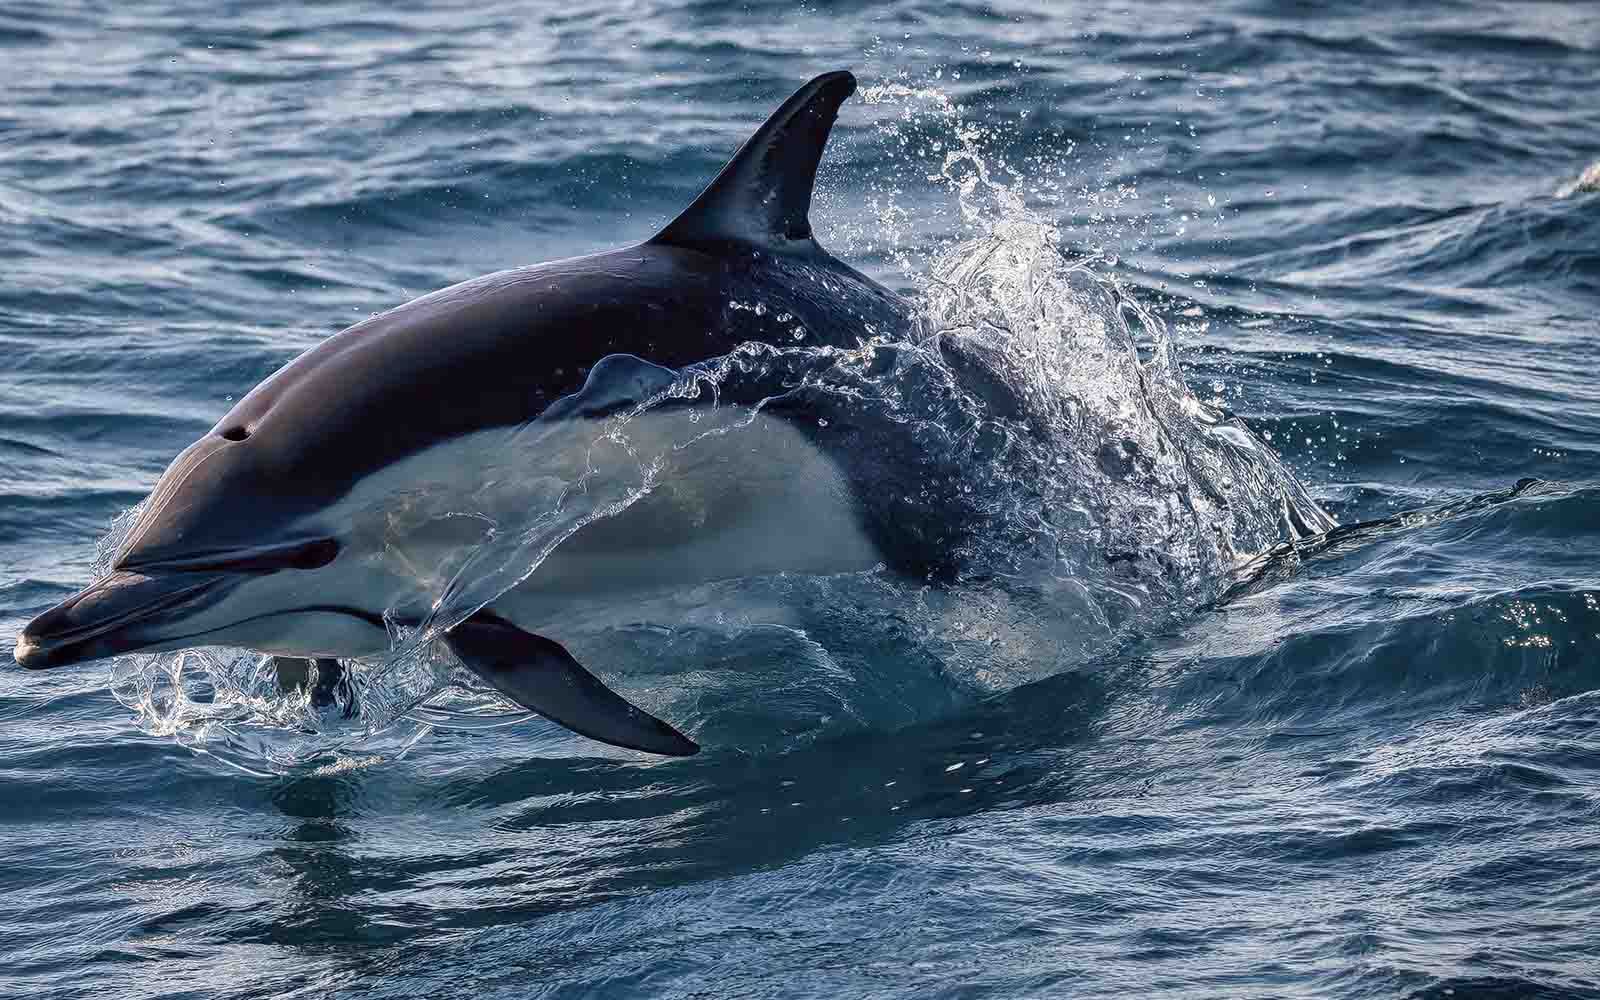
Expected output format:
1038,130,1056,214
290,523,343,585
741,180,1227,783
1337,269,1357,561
274,407,880,654
495,409,881,632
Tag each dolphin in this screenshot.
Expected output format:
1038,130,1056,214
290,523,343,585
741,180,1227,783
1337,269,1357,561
13,71,960,757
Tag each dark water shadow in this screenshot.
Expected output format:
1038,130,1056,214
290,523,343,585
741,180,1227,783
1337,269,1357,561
243,652,1156,946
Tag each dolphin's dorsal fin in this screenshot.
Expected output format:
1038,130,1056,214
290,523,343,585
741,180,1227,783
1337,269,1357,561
650,70,856,255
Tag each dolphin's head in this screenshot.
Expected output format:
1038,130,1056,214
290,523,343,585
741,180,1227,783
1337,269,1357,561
14,422,365,669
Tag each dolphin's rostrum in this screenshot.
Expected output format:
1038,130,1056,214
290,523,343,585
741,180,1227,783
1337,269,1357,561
14,71,949,757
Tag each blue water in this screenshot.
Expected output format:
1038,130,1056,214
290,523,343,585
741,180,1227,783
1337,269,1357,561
4,2,1600,997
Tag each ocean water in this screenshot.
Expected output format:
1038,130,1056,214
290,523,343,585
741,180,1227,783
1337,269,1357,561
3,2,1600,997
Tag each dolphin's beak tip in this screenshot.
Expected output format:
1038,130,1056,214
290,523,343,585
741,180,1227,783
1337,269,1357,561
13,633,43,669
12,623,64,669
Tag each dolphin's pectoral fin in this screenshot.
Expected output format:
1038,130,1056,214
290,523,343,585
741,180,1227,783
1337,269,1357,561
650,70,855,254
444,611,699,757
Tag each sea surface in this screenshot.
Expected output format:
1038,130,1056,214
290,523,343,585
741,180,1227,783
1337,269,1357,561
3,2,1600,998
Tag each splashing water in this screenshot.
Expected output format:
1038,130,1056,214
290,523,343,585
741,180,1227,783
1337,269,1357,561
104,82,1333,772
1557,159,1600,198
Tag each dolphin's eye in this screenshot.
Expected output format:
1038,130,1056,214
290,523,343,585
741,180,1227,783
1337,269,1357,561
219,425,250,442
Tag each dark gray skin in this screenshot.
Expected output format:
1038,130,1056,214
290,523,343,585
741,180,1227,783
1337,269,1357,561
13,71,968,756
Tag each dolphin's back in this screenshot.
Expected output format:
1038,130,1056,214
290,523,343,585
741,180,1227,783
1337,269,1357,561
228,247,727,487
229,242,904,490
